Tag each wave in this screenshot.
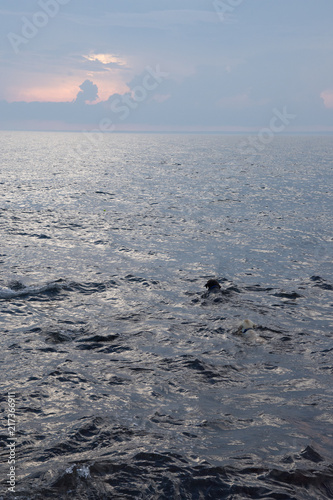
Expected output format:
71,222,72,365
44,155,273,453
11,447,333,499
0,278,119,300
0,281,63,299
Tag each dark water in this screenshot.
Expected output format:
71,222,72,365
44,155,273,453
0,132,332,499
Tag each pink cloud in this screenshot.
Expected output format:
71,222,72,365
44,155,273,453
320,90,333,109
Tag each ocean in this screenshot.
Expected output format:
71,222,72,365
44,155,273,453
0,131,332,499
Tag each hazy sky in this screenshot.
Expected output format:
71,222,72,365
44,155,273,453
1,0,333,132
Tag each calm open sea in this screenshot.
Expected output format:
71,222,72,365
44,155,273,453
0,132,332,499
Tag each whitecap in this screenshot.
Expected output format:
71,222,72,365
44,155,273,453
0,282,62,299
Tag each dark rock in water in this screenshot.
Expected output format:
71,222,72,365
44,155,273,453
205,279,221,291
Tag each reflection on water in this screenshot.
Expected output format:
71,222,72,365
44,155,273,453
0,133,332,499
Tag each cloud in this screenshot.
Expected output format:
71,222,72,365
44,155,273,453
74,80,99,104
320,90,333,109
1,0,333,132
1,62,333,132
83,53,126,66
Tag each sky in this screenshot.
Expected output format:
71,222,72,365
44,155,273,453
0,0,333,132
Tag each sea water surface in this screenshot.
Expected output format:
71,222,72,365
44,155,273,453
0,132,332,499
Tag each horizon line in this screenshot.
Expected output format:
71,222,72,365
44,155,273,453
0,129,332,135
